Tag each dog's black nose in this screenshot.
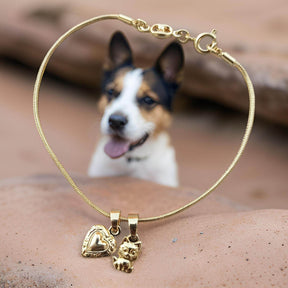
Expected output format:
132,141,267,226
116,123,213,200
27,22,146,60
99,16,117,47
109,114,128,130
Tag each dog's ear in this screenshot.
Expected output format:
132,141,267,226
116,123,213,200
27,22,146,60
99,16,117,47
105,31,133,69
155,42,184,84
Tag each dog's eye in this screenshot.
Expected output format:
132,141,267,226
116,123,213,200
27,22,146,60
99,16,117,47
139,95,158,109
143,96,155,105
105,88,119,101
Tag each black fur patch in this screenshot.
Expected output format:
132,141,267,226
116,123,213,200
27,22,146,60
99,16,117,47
102,32,183,112
102,66,179,112
101,65,134,96
142,68,179,112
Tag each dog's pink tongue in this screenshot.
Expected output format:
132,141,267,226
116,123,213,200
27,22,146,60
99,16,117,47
104,137,130,159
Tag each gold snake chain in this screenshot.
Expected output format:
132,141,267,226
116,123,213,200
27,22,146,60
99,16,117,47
33,14,255,222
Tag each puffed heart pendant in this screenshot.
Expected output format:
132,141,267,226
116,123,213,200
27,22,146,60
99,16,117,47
81,225,116,257
81,210,121,257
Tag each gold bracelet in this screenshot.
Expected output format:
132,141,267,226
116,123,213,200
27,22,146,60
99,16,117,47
33,14,255,273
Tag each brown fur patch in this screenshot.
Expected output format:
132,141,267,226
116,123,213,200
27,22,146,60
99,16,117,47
97,68,132,114
137,82,160,102
137,80,172,136
97,94,109,115
140,105,172,136
110,70,126,91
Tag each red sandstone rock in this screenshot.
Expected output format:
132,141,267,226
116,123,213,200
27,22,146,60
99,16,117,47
1,3,288,285
0,1,288,125
0,175,287,287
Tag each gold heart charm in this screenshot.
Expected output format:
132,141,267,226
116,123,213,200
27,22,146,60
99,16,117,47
82,225,116,257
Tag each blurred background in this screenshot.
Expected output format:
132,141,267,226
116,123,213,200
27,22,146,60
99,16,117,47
0,0,287,209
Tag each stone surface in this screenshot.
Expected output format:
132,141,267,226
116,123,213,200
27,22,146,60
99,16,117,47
1,2,288,284
0,175,287,287
0,0,288,125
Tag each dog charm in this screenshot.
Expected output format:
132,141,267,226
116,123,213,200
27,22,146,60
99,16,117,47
82,225,116,257
113,214,141,273
113,236,142,273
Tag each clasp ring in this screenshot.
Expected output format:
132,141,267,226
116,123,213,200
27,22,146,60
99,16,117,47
194,30,217,54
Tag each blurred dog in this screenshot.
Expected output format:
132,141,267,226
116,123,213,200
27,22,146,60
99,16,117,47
88,32,184,187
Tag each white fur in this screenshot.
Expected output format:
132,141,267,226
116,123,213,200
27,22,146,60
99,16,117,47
88,132,178,187
88,69,178,187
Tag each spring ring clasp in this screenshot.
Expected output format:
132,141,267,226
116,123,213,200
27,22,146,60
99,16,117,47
194,29,217,54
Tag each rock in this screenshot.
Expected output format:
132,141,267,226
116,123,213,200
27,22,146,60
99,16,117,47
0,1,288,125
0,175,287,287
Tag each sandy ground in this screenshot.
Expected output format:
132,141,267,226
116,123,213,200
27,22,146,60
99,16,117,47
0,60,287,210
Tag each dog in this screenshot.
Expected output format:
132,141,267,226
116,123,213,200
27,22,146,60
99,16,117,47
88,31,184,187
113,236,142,273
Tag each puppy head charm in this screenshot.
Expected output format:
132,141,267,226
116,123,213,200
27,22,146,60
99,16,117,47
118,236,141,261
113,236,142,273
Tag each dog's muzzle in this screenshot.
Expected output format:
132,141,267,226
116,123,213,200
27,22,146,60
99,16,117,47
104,113,149,159
104,132,149,159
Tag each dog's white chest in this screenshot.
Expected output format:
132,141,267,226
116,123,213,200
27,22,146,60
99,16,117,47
88,133,178,187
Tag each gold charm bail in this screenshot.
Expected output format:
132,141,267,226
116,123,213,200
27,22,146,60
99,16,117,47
128,213,139,242
109,210,121,236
